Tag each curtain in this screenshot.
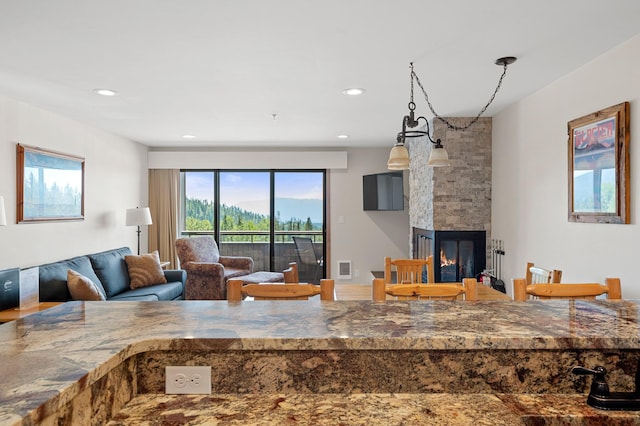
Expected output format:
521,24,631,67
148,169,179,268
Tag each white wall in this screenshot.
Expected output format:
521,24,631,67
492,35,640,298
329,148,410,282
0,95,149,270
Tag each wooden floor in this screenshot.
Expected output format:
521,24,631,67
334,283,512,301
0,302,62,323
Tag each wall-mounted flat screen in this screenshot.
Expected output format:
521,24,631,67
363,172,404,211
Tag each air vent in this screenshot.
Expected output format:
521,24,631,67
337,260,351,279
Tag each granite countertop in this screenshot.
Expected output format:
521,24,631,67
1,299,640,424
108,393,638,426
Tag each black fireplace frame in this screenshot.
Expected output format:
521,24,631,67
413,228,486,282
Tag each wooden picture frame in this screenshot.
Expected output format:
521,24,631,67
568,102,630,224
17,144,85,223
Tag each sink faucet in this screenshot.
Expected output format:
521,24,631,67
571,361,640,410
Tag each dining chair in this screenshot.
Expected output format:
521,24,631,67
525,262,562,284
227,278,335,301
283,262,299,283
384,256,434,284
513,277,621,301
372,277,477,301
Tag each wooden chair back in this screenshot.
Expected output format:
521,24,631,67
513,277,621,301
384,256,434,284
373,277,477,301
227,278,335,301
525,262,562,284
283,262,299,283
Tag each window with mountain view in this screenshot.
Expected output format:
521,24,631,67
183,171,215,231
274,172,324,236
180,170,325,275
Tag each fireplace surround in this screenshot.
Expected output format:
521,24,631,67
413,227,486,283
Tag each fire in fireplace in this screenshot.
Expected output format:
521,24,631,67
413,228,486,282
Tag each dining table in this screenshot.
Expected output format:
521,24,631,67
334,281,512,301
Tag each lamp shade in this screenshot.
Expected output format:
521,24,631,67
387,144,410,170
427,146,451,167
0,196,6,226
126,207,152,226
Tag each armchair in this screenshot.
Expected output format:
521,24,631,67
175,236,254,300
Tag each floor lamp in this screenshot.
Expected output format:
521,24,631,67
126,207,153,255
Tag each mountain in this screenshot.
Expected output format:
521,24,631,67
237,197,323,223
573,170,615,211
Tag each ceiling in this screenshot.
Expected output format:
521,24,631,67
1,1,639,149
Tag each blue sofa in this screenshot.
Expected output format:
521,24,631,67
39,247,186,301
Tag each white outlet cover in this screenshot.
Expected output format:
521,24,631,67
165,366,211,394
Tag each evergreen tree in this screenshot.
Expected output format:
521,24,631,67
184,197,321,240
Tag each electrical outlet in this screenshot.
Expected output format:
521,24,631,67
165,366,211,394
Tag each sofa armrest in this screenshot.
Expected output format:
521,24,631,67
182,262,226,300
163,269,187,285
219,256,254,272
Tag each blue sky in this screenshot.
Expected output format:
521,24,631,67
185,171,323,205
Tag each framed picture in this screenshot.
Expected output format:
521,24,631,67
17,144,85,223
568,102,630,224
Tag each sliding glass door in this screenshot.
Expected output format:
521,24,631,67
219,171,271,270
180,169,325,276
274,172,325,281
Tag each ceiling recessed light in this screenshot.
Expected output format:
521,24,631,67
182,134,196,139
338,134,349,139
93,88,118,96
342,88,365,96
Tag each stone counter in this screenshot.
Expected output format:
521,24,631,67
1,300,640,425
107,393,640,425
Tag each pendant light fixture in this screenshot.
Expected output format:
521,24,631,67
388,57,517,170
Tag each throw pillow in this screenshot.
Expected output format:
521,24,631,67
125,250,167,289
67,269,106,301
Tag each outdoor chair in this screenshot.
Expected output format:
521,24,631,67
292,236,323,284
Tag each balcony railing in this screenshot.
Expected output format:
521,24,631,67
179,230,324,281
180,229,323,242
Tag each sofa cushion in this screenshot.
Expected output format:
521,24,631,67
107,293,160,301
125,251,168,289
67,269,106,301
40,255,106,302
163,269,187,285
224,267,253,280
109,281,183,301
239,271,285,284
88,247,132,298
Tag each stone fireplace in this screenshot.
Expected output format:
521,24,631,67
413,228,486,282
409,117,492,277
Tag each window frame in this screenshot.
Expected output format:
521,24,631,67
180,169,326,274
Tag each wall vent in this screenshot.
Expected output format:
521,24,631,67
337,260,352,279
